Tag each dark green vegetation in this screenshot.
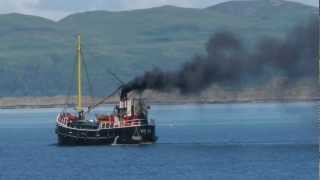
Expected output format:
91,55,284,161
0,0,317,97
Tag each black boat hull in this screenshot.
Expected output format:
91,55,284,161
55,125,157,145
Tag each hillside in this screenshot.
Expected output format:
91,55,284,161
0,0,317,97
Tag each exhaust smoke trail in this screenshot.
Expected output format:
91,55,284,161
121,17,319,99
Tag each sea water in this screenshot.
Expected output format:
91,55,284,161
0,102,317,180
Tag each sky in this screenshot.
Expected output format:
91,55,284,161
0,0,318,20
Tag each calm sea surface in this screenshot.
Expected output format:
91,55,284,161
0,102,318,180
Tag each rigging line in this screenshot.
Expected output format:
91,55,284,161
64,51,77,110
106,69,125,85
80,47,95,108
65,34,82,110
82,44,126,88
79,41,123,112
86,85,122,114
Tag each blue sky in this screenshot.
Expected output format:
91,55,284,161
0,0,317,20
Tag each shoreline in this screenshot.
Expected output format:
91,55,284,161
1,78,317,109
0,97,318,109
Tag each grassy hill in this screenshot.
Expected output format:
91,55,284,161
0,0,317,97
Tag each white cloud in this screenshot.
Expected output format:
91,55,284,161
114,0,197,9
0,0,317,21
0,0,67,19
0,0,181,20
94,0,218,11
0,0,38,13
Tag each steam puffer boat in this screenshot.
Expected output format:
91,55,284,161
55,35,157,145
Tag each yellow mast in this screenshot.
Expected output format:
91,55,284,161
76,34,83,112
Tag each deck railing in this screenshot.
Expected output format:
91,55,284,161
56,113,74,127
99,119,147,129
57,113,149,129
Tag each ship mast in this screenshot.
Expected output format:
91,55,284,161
76,34,83,112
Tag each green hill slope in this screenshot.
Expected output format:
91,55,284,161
0,0,316,97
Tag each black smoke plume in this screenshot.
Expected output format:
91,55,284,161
121,17,319,100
